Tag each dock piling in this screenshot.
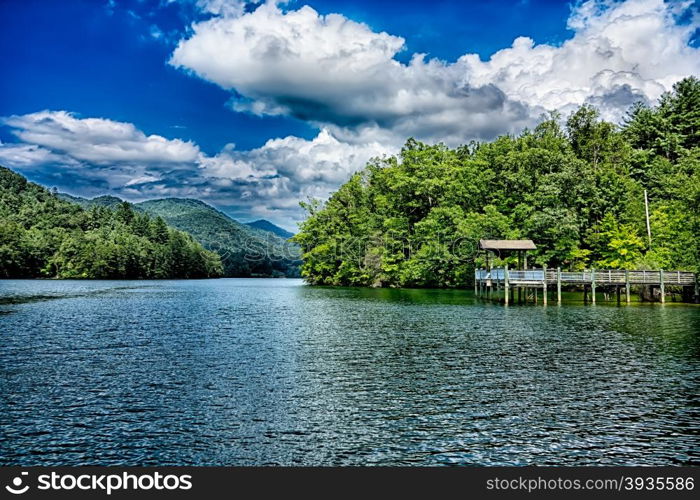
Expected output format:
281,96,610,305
557,267,561,304
542,265,547,305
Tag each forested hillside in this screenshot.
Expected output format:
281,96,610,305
245,219,295,239
0,168,222,279
58,194,301,278
294,77,700,288
137,199,300,277
57,193,123,209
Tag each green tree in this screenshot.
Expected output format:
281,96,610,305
0,167,223,279
295,80,700,288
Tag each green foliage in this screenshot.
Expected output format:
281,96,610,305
137,198,300,277
59,193,302,277
588,213,645,269
0,167,222,279
624,76,700,160
295,77,700,287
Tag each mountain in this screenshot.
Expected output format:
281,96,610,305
245,219,294,239
0,167,222,279
56,193,123,209
55,192,87,205
55,193,302,277
136,198,300,277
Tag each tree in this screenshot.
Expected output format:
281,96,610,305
295,87,700,287
0,167,223,279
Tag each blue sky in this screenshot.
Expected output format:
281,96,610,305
0,0,573,154
0,0,698,229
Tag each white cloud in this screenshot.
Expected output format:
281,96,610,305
0,111,201,194
0,142,70,167
171,0,700,141
462,0,700,121
194,0,248,17
149,25,165,40
2,111,201,164
170,2,537,144
0,111,387,229
199,128,391,207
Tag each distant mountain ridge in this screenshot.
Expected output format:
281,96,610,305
57,193,301,278
0,167,222,279
58,193,292,238
245,219,294,239
57,193,130,209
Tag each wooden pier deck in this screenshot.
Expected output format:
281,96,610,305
475,268,699,304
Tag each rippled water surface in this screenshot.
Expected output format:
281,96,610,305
1,279,699,465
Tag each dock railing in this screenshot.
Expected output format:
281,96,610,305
476,268,696,286
475,267,698,304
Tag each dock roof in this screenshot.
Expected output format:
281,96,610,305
479,239,537,251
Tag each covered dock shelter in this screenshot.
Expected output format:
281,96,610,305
478,239,537,271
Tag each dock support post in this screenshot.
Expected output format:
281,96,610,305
591,268,596,304
695,277,699,304
616,285,621,305
504,265,509,305
474,271,478,297
542,266,547,305
557,267,561,304
660,269,665,303
625,270,630,304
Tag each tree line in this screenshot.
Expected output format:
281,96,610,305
294,77,700,288
0,167,223,279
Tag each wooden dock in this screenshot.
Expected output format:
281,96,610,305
474,267,699,304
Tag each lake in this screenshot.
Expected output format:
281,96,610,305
1,278,698,466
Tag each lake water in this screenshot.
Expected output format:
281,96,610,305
1,279,698,466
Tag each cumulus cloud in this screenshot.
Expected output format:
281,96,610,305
193,0,249,17
199,129,390,212
462,0,700,121
171,0,700,140
0,111,386,229
2,111,200,164
0,142,70,167
3,0,699,228
170,2,538,145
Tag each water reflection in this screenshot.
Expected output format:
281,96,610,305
0,279,698,465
